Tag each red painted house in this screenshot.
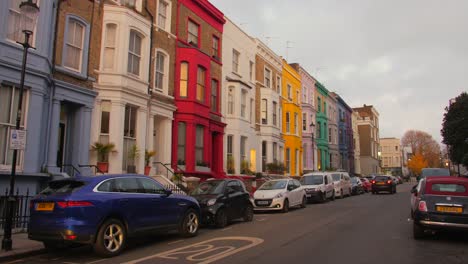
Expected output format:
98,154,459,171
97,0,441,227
172,0,226,179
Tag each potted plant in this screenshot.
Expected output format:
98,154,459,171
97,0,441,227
144,150,156,175
127,144,140,173
91,142,115,173
196,161,210,172
241,160,252,175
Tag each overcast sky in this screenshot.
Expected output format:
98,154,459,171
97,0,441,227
211,0,468,143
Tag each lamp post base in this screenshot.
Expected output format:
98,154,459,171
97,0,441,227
2,238,12,251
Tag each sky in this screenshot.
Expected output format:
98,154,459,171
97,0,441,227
211,0,468,143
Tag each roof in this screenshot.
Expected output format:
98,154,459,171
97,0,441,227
426,176,468,183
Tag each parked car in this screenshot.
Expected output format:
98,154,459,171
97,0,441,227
332,172,352,198
396,176,404,184
418,168,451,181
300,172,335,202
190,179,253,228
390,176,400,185
371,175,397,194
350,177,364,195
253,179,306,213
28,175,201,257
360,178,372,192
411,176,468,239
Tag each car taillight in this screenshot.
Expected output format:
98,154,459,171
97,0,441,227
56,201,93,208
371,180,376,184
387,180,392,184
418,201,428,212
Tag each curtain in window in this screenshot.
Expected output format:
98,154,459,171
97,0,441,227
65,19,84,71
103,24,116,69
196,67,205,102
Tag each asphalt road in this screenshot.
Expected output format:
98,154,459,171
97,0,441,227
6,183,468,264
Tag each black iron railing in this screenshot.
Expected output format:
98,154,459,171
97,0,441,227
0,188,33,232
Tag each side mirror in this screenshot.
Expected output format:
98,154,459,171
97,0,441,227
227,188,236,195
164,189,173,197
287,186,294,191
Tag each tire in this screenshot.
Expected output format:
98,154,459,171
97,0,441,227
331,191,335,201
413,222,425,239
215,208,228,228
301,196,307,208
321,192,327,203
179,209,200,237
243,204,254,222
282,199,289,213
340,189,344,199
93,219,126,258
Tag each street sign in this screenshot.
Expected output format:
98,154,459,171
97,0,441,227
9,129,26,150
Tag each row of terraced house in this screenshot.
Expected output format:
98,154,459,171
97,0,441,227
0,0,381,195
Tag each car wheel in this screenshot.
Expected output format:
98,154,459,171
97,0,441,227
301,196,307,208
215,208,228,228
331,190,335,201
282,199,289,213
179,209,199,237
413,222,425,240
93,219,126,258
243,204,254,222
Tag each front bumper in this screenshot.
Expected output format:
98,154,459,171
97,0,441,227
305,190,323,201
199,205,221,224
254,198,284,211
372,185,392,192
28,230,94,244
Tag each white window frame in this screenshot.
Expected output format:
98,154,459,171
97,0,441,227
272,101,277,126
294,112,298,135
154,49,169,95
127,29,143,76
302,113,307,132
62,15,90,76
276,75,281,94
188,19,199,46
228,86,234,115
287,84,292,100
0,84,28,170
261,99,268,124
103,23,117,71
286,112,290,133
240,90,247,118
157,0,172,32
232,49,240,74
264,67,272,88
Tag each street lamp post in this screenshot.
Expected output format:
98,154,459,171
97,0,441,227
1,0,39,251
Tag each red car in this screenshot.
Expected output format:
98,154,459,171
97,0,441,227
360,178,372,192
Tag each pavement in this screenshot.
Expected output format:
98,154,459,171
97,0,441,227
0,233,44,262
3,183,468,264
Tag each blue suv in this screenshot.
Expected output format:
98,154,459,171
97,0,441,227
28,174,200,257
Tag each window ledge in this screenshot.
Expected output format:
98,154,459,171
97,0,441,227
155,26,177,38
232,72,242,78
56,66,88,80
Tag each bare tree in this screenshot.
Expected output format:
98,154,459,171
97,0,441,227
401,130,441,167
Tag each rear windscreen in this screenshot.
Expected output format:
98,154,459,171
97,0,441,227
431,184,466,193
374,176,389,181
40,180,86,195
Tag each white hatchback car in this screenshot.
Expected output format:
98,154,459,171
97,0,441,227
331,172,352,198
300,172,335,202
253,179,306,213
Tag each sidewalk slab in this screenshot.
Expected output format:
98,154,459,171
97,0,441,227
0,233,45,262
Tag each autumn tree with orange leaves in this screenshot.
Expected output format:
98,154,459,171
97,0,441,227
407,153,428,176
401,130,441,168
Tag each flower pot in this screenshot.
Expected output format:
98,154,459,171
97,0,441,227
96,162,109,173
144,166,151,175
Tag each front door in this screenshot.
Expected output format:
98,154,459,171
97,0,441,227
57,122,66,170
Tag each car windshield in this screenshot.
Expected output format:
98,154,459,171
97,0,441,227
40,180,86,195
332,174,341,181
191,181,225,195
259,180,287,190
301,175,324,185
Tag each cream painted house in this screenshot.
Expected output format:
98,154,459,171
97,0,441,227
352,111,361,175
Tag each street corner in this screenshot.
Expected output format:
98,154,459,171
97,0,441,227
123,236,264,264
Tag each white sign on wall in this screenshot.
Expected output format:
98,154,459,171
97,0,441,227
9,129,27,150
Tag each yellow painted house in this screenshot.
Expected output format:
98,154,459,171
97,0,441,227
281,60,302,176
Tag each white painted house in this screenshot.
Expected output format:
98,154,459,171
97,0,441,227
221,18,260,175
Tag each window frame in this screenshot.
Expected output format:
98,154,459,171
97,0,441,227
227,86,234,115
261,99,268,124
157,0,172,32
103,23,117,71
240,90,247,118
122,105,138,171
211,79,219,112
264,67,272,88
187,19,200,47
127,29,143,76
195,125,204,164
179,62,189,98
286,112,290,133
196,66,206,102
232,49,240,74
177,122,186,164
154,49,169,94
272,101,277,126
212,35,220,58
62,15,90,76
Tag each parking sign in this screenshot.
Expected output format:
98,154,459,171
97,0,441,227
9,129,26,150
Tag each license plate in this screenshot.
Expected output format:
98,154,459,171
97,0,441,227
257,201,269,205
377,182,385,185
436,206,463,213
35,202,54,211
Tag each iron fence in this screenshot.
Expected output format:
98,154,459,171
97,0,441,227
0,188,33,233
163,184,188,195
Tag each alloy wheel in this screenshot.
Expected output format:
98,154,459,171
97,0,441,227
186,212,199,233
104,224,124,252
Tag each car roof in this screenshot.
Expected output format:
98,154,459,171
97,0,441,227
425,176,468,184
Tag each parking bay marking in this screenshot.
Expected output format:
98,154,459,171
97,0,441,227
122,236,264,264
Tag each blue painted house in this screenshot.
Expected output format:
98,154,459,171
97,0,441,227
0,0,102,195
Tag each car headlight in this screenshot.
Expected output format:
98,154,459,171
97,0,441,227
274,193,284,199
207,198,217,206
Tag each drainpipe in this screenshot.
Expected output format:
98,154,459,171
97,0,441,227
144,0,154,165
42,0,62,172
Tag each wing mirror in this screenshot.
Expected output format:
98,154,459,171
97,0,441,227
164,189,173,197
